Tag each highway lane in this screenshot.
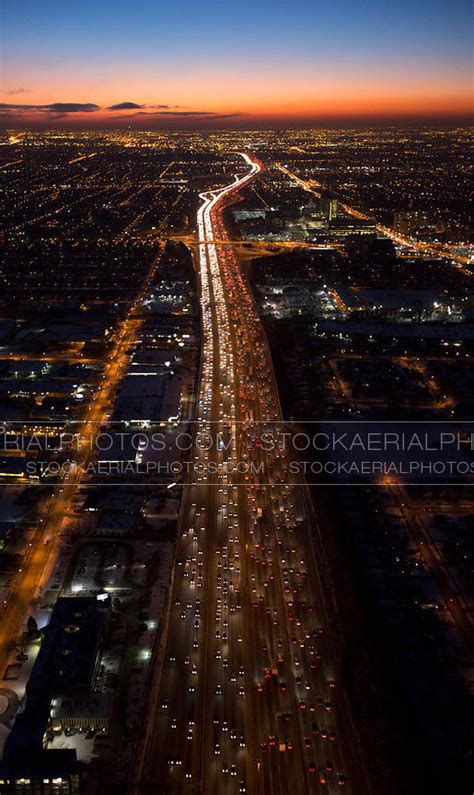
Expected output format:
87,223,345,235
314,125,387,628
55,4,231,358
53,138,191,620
132,153,364,794
132,160,258,793
208,166,363,793
219,247,352,791
218,226,360,790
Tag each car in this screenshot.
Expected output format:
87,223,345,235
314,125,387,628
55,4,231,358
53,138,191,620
214,744,220,755
319,770,327,784
338,773,346,786
308,762,316,774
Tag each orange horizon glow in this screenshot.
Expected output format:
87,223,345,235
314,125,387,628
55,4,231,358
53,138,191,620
1,90,472,129
2,0,472,129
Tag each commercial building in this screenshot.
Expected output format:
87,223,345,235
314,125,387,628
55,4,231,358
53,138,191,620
0,597,110,793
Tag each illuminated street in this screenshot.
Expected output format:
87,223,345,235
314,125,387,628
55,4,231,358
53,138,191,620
0,257,162,674
0,1,472,790
131,154,364,794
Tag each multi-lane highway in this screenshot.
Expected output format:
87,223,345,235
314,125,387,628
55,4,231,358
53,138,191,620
131,154,365,794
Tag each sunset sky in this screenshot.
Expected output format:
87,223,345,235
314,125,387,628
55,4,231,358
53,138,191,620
1,0,472,128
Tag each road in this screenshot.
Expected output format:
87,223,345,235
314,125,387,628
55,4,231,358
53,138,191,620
167,233,345,260
275,162,472,274
131,154,365,794
391,485,474,653
0,253,162,675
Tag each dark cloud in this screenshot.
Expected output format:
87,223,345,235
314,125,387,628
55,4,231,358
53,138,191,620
7,88,31,95
131,110,245,118
107,101,144,110
0,101,180,117
0,104,30,112
110,103,179,111
0,102,100,114
0,100,246,128
203,112,248,120
47,103,100,113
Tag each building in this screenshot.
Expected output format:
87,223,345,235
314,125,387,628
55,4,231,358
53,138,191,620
393,210,432,235
112,372,182,424
320,192,338,221
50,693,112,731
0,597,110,794
26,596,109,697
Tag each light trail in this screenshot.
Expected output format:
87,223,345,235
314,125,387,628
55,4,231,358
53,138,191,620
276,162,472,273
133,153,365,795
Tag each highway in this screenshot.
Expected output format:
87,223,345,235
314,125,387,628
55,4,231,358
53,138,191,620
131,154,364,794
